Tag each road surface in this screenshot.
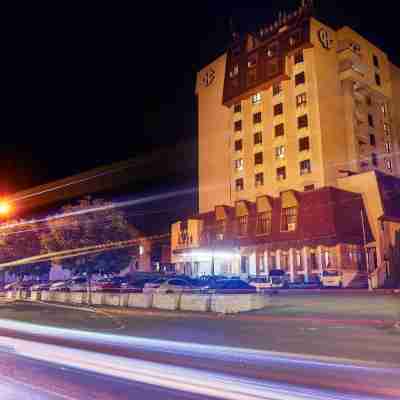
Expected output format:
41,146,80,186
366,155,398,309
0,318,399,399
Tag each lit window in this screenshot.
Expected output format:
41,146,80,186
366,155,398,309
281,207,297,231
294,50,304,64
385,142,392,153
275,145,285,160
310,250,318,270
384,122,391,136
295,72,306,86
276,166,286,181
275,123,284,137
296,93,307,107
235,178,244,191
248,54,257,68
273,83,282,96
298,114,308,129
139,245,144,255
234,103,242,113
253,112,262,124
274,103,283,116
236,215,248,236
234,120,242,132
251,92,262,104
229,64,239,78
266,42,278,58
280,251,289,271
255,172,264,187
254,152,263,165
375,73,381,86
295,250,302,270
256,211,271,235
299,137,310,152
384,158,392,171
235,159,244,171
254,131,262,145
234,139,243,151
300,159,311,175
382,103,389,118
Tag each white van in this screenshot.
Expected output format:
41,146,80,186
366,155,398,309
321,270,343,288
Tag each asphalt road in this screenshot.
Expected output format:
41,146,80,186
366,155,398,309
0,318,399,399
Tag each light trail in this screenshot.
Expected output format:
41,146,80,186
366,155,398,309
0,334,389,400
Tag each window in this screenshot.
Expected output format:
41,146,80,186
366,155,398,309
273,83,282,96
255,172,264,187
366,96,372,106
235,159,244,171
281,207,297,231
384,158,392,171
237,215,248,236
240,256,249,273
256,212,272,235
276,166,286,181
382,103,389,117
254,152,263,165
280,251,289,271
375,73,381,86
369,134,376,146
248,53,257,68
296,92,307,107
289,30,301,47
266,42,279,57
368,114,374,128
274,103,283,116
295,72,305,86
234,103,242,113
267,59,280,76
251,92,262,104
371,152,378,167
253,112,262,124
234,139,243,151
298,114,308,129
270,252,277,269
234,120,242,132
300,159,311,175
304,184,315,191
295,250,302,271
275,145,285,160
310,250,318,270
299,137,310,152
294,50,304,64
385,142,392,153
275,123,284,137
259,254,265,273
235,178,244,191
373,54,379,68
232,44,240,57
384,123,391,136
229,64,239,78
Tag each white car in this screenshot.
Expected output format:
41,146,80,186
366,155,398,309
321,270,343,288
248,277,271,292
155,278,194,294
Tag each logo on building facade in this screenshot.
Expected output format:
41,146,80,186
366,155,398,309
202,68,215,87
318,29,333,50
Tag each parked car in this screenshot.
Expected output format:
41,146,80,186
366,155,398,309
68,277,88,292
248,276,271,291
4,281,20,291
49,280,71,292
155,278,196,294
31,281,61,291
321,270,343,288
92,276,129,292
268,269,290,288
209,279,257,294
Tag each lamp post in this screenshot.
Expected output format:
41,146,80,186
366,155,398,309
0,200,12,286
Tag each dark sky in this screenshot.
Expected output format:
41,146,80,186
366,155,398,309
2,0,398,195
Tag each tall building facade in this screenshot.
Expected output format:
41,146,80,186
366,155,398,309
196,1,400,213
172,1,400,287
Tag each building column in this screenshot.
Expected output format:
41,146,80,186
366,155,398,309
288,248,295,282
249,252,257,276
316,246,324,274
264,249,269,276
276,249,281,269
302,247,309,282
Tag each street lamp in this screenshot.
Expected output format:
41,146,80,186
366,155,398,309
0,201,11,216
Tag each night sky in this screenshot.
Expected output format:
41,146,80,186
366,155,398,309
2,0,398,196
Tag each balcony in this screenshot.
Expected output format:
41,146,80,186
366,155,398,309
338,50,369,82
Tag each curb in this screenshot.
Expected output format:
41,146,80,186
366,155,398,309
22,300,96,313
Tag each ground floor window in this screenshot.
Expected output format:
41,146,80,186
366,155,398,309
280,251,289,272
295,250,302,271
310,250,318,271
241,256,249,274
258,254,265,273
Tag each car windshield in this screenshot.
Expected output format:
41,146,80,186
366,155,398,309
323,271,339,277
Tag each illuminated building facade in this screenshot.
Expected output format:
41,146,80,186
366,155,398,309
172,1,400,287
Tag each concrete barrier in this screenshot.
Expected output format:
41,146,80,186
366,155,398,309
53,291,71,303
153,293,181,311
127,293,153,309
31,291,42,301
90,292,105,306
210,293,267,314
41,291,51,301
180,294,211,312
120,293,129,307
6,291,16,300
103,293,122,307
70,292,87,304
15,290,29,300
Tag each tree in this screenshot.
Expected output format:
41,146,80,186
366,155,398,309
41,197,139,303
0,220,47,282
